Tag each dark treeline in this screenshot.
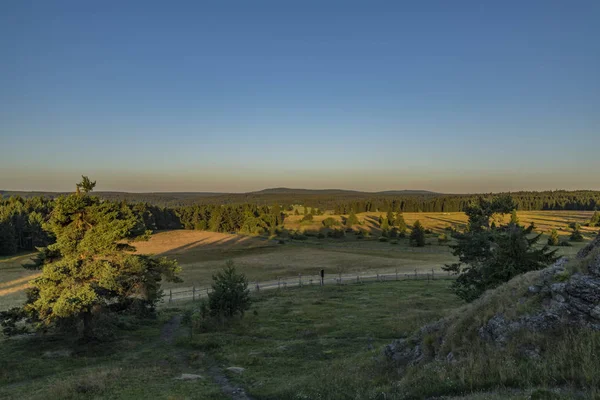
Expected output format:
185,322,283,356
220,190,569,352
332,191,600,214
2,189,599,211
1,190,598,256
0,196,285,256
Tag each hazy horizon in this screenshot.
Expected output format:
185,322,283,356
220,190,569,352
2,2,599,193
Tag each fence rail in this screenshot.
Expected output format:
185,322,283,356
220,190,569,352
161,269,455,304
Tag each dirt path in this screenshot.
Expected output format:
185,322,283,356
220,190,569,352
207,364,254,400
161,314,254,400
161,314,182,344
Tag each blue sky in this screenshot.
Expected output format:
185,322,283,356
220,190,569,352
1,1,599,193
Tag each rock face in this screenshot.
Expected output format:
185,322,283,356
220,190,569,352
385,234,600,367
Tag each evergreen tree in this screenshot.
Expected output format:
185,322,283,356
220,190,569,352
208,260,251,318
395,213,407,236
409,220,426,247
510,209,520,225
386,210,394,226
6,177,181,339
444,196,557,302
0,220,18,255
570,224,584,242
346,210,359,226
590,211,600,227
380,217,390,234
547,229,559,246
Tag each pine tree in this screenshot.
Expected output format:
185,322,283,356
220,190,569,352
208,260,251,318
8,177,181,339
386,210,394,226
409,220,426,247
510,209,520,225
346,210,359,226
444,196,557,302
380,217,390,235
590,211,600,227
395,213,407,236
548,229,559,246
570,224,584,242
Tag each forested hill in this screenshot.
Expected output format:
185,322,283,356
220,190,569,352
1,189,599,211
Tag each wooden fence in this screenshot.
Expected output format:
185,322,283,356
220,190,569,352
162,268,455,304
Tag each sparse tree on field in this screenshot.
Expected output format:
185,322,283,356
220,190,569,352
395,213,408,237
548,229,560,246
590,211,600,227
510,209,519,225
380,216,390,235
346,210,359,226
570,224,584,242
386,210,394,226
409,220,426,247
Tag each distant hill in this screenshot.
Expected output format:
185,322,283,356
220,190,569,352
251,188,439,196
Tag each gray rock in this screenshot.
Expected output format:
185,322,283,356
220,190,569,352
226,367,245,374
174,373,203,381
42,349,73,358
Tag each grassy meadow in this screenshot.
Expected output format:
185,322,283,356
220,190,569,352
1,279,592,399
0,280,461,400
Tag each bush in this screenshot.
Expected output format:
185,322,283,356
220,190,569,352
559,240,573,247
547,229,559,246
208,261,251,319
410,221,426,247
301,214,314,222
322,217,340,228
328,229,345,239
378,236,388,242
570,225,584,242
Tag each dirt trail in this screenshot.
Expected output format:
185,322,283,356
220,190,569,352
160,314,254,400
160,314,182,344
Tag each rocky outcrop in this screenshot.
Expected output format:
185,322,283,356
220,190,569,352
385,233,600,367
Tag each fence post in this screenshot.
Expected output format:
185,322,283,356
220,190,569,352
339,272,342,285
206,288,209,297
432,268,435,281
283,281,287,289
256,282,260,292
377,273,379,281
278,278,281,290
414,269,418,280
299,273,302,287
395,268,398,281
357,275,359,284
192,286,196,301
310,279,313,286
169,289,172,303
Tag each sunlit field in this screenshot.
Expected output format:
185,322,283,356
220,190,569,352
1,211,596,311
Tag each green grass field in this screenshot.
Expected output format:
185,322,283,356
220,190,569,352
0,279,461,400
2,278,591,399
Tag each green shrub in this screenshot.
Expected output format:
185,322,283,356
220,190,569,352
208,261,251,319
322,217,340,228
570,225,584,242
547,229,559,246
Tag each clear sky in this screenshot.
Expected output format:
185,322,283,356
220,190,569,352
1,1,599,193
